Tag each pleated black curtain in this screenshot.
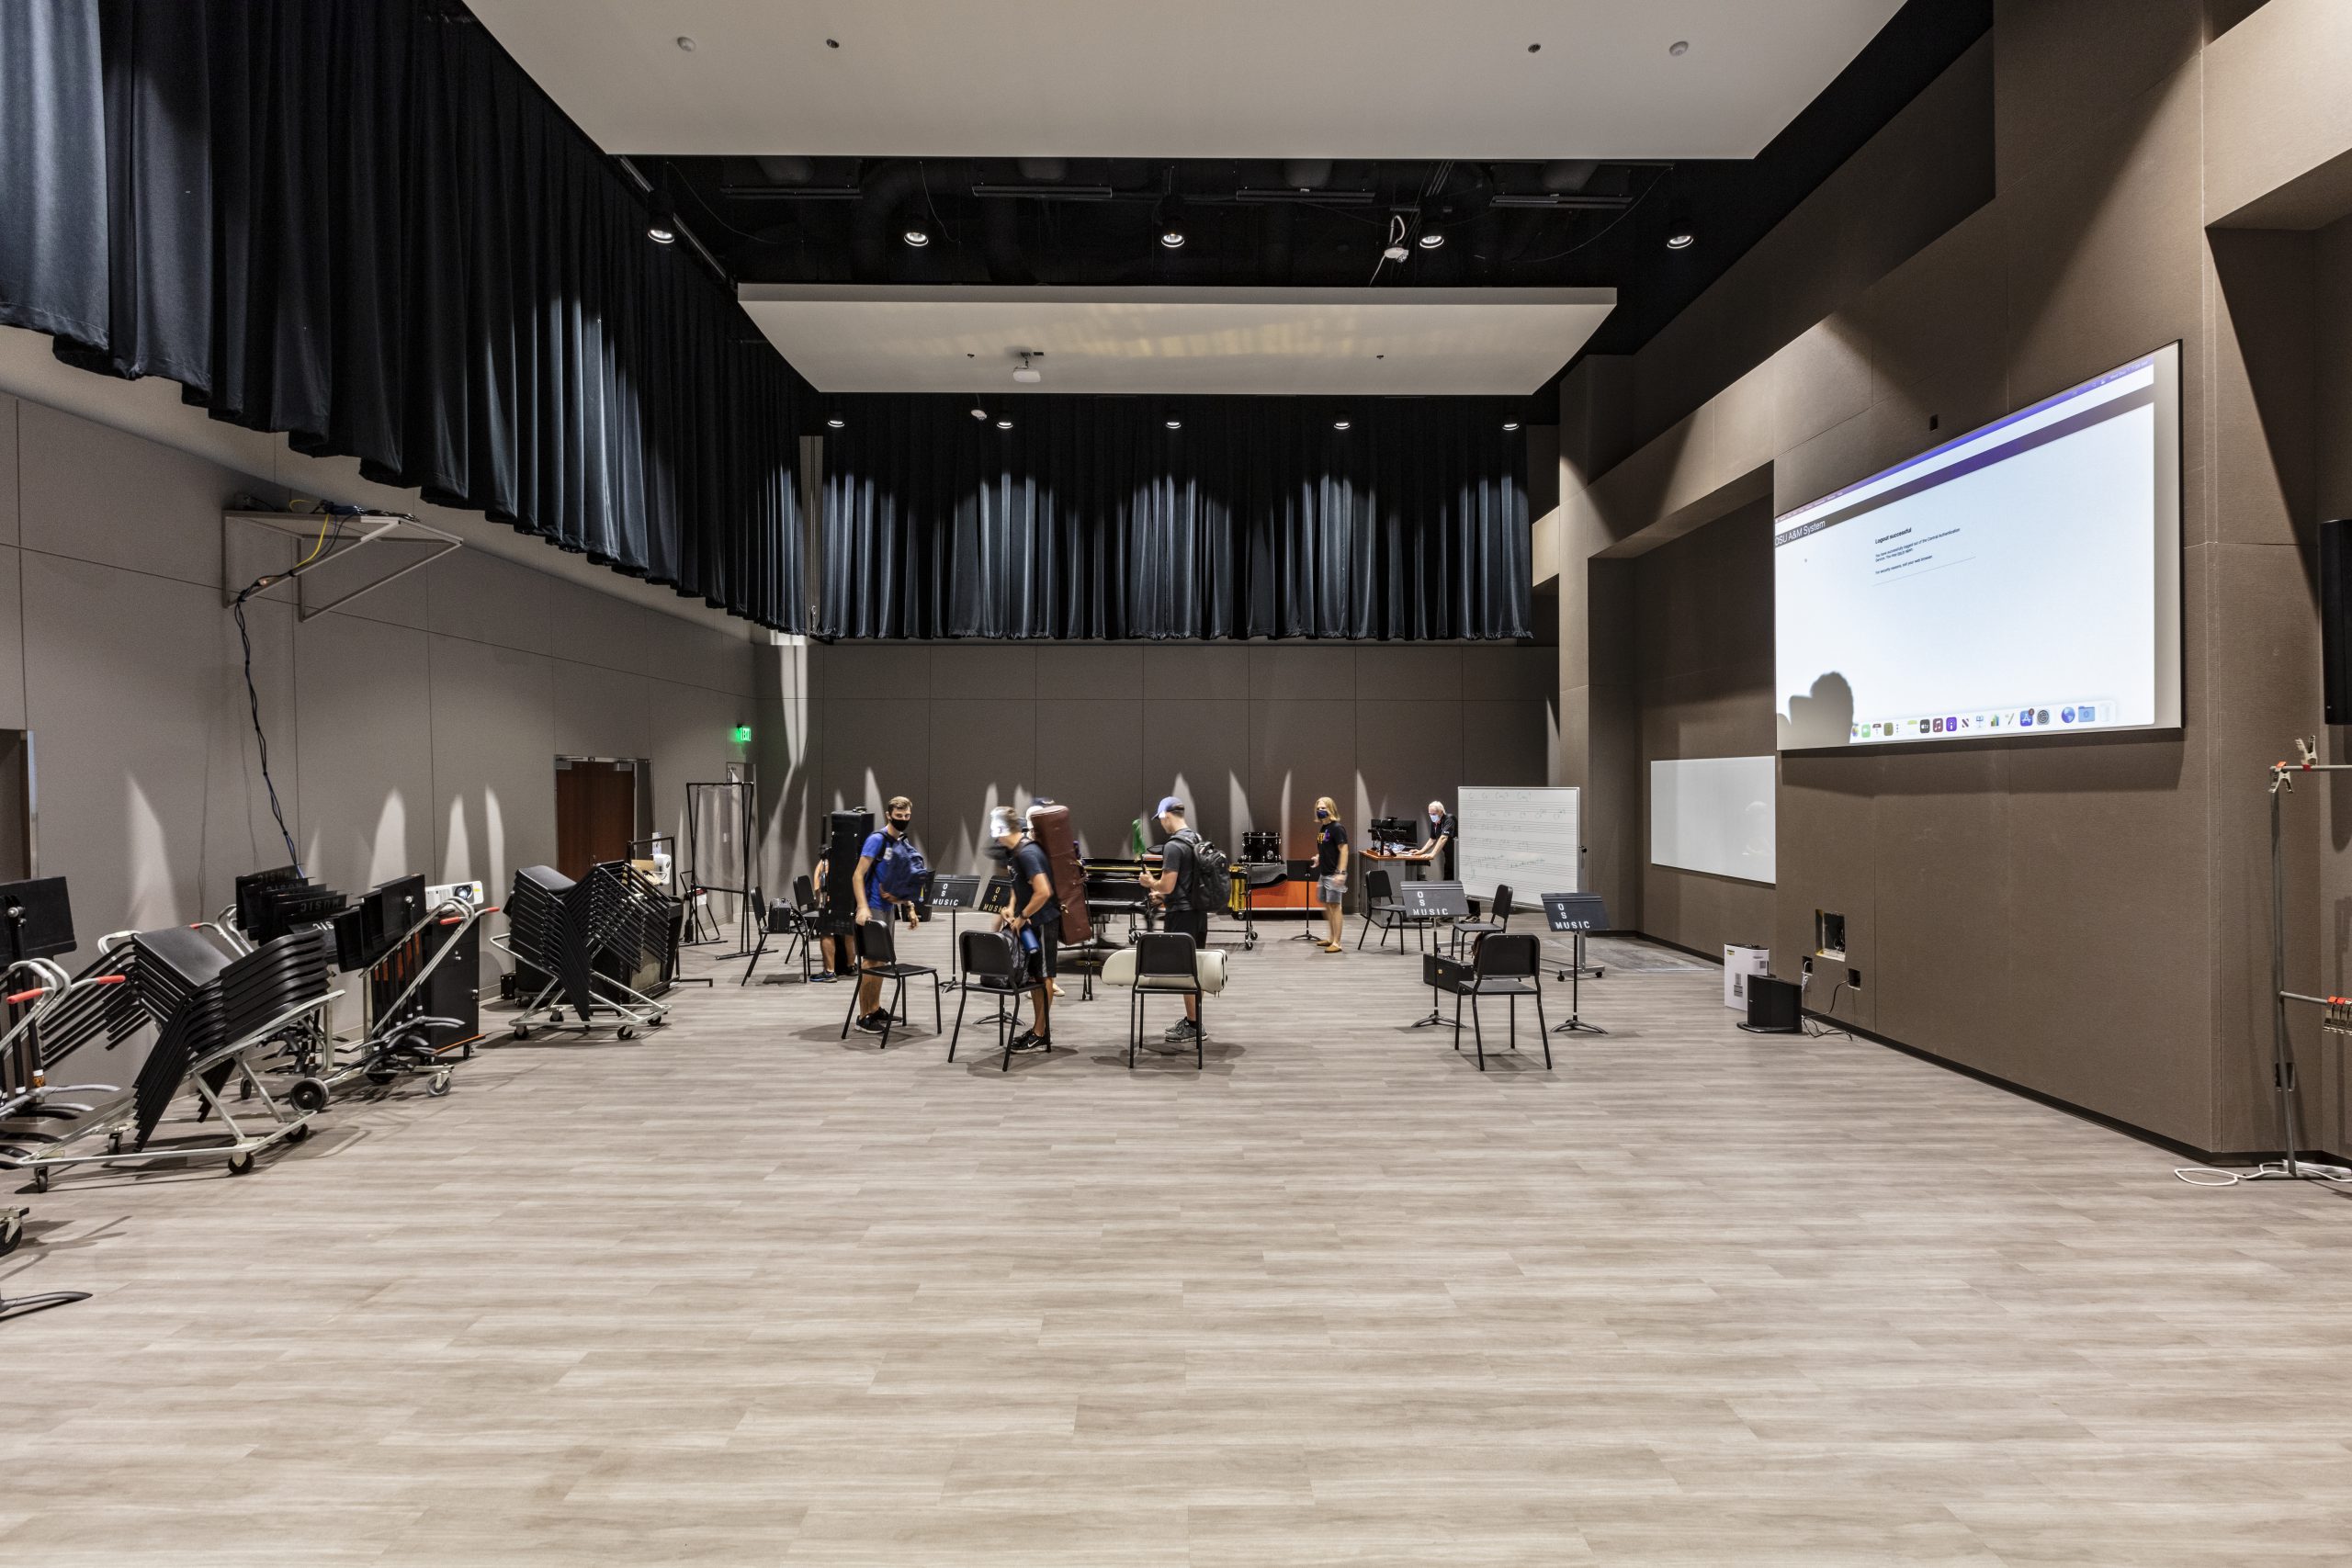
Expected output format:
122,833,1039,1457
820,396,1529,640
0,0,811,631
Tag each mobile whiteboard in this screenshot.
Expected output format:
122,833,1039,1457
1456,786,1580,902
1649,757,1776,884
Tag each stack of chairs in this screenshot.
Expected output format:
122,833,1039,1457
501,866,670,1041
2,926,337,1189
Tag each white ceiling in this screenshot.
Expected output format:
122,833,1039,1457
469,0,1906,161
737,286,1617,396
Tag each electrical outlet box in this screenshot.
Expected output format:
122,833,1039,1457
1814,909,1848,961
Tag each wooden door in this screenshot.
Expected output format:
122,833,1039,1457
555,759,637,881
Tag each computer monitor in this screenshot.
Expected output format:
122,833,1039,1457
0,877,74,963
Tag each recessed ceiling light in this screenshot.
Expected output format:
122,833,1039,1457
996,419,1013,430
1159,229,1187,250
1333,420,1351,431
969,403,989,421
1417,232,1444,250
825,38,840,50
1527,42,1542,53
1669,39,1690,56
1666,230,1695,251
902,228,930,247
646,211,676,244
1502,422,1521,432
827,417,845,430
1165,419,1182,431
675,35,695,51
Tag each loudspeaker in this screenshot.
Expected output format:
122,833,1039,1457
1742,975,1803,1034
2324,519,2352,724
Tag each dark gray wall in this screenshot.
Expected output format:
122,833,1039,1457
1560,0,2347,1158
769,641,1555,882
1632,502,1778,957
0,389,757,975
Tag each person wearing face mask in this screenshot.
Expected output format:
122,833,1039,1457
986,806,1059,1052
1311,795,1350,953
1417,800,1456,883
850,795,920,1033
1136,796,1205,1043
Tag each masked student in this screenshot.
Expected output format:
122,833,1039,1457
986,806,1059,1053
849,795,924,1034
1135,796,1207,1044
1312,795,1350,953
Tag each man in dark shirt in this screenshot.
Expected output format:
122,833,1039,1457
1136,795,1204,1043
1418,800,1456,882
990,807,1059,1052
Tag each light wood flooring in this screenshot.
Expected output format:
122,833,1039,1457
4,919,2350,1566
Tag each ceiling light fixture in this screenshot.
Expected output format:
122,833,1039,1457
646,209,677,244
825,38,840,49
1669,39,1690,56
1012,352,1043,385
996,419,1013,430
1417,231,1444,250
1333,419,1351,432
1527,42,1542,52
1663,195,1696,251
1165,419,1182,431
1666,228,1695,251
1160,228,1187,250
675,35,695,51
827,417,845,430
969,402,989,421
902,227,931,247
1502,422,1521,432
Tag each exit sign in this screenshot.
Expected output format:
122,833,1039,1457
730,725,752,744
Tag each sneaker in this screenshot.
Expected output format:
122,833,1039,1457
1162,1018,1202,1042
1008,1030,1051,1052
808,971,838,984
854,1011,888,1034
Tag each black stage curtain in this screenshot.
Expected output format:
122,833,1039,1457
0,0,810,631
820,396,1530,640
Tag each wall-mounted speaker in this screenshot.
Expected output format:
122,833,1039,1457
2322,519,2352,724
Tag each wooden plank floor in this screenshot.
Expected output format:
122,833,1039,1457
4,921,2349,1566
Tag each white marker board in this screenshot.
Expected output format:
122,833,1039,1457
1456,786,1580,902
1649,756,1776,884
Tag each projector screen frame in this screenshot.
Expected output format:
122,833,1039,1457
1771,340,2183,754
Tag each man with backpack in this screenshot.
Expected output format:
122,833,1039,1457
850,795,926,1033
1136,795,1220,1046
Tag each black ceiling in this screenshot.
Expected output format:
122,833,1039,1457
639,0,1989,395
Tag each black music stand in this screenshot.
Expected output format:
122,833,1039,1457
930,874,985,992
1542,893,1610,1034
1400,881,1471,1026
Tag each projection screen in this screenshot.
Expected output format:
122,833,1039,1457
1773,343,2181,750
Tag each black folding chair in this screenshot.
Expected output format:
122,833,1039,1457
1128,931,1204,1069
1450,884,1514,956
1444,932,1550,1071
839,919,941,1049
1357,867,1430,953
949,930,1029,1072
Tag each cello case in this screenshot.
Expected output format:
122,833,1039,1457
1026,804,1092,937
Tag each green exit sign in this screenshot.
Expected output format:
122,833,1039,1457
731,724,752,744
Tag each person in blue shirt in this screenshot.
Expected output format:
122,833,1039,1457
849,795,917,1032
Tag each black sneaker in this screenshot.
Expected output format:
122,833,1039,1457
1008,1030,1051,1052
854,1011,888,1034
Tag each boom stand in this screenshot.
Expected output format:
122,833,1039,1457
2254,747,2352,1184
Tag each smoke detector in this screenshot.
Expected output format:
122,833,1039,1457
1012,351,1044,385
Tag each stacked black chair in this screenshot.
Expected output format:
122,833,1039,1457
947,930,1027,1071
1450,885,1514,956
128,925,338,1153
1127,932,1204,1069
502,865,670,1040
840,920,940,1049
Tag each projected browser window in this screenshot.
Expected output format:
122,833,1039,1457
1773,344,2181,750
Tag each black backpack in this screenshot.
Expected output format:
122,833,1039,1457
1176,829,1231,911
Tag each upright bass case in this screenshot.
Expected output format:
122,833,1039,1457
1025,804,1092,938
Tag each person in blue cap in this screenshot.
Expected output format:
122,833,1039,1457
1136,795,1205,1043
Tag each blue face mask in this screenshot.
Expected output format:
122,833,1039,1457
1316,809,1330,821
